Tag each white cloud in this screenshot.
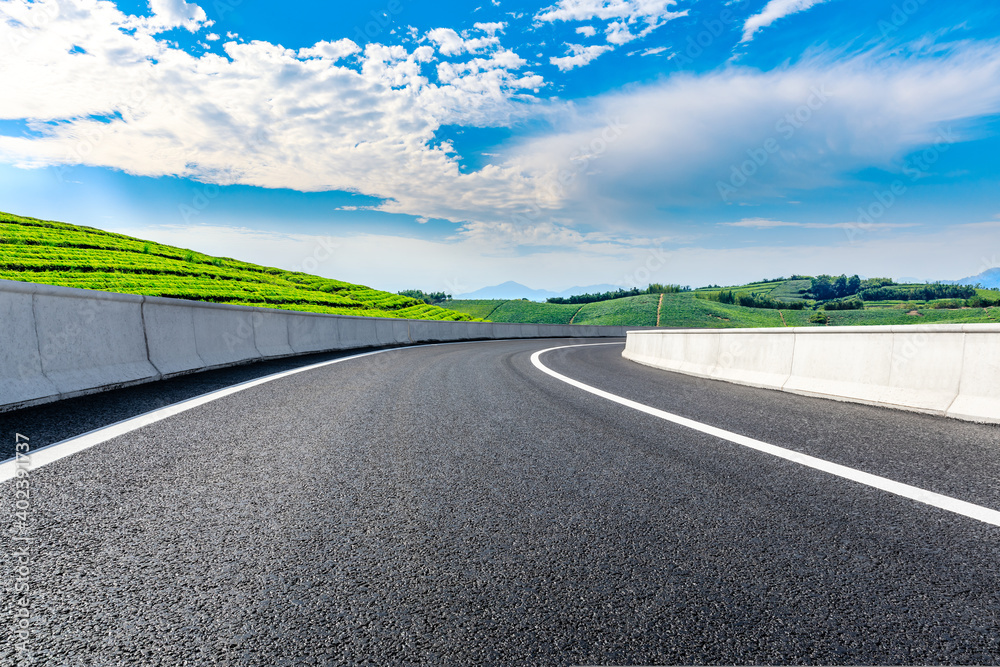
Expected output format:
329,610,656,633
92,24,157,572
105,222,680,293
0,0,545,225
536,0,684,24
721,218,919,230
473,21,506,35
104,219,1000,295
605,21,636,45
297,39,361,61
3,0,1000,247
510,43,1000,221
550,43,612,70
741,0,831,43
426,26,499,56
536,0,687,67
147,0,208,32
640,46,667,56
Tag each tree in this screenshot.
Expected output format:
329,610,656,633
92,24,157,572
810,275,835,300
834,274,849,298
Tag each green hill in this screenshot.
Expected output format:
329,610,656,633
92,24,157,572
442,279,1000,328
0,211,474,321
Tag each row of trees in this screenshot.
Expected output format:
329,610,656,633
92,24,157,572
808,274,896,301
808,275,976,302
547,283,690,305
397,289,451,304
711,290,806,310
859,284,976,302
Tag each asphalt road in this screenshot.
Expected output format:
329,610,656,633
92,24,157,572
2,338,999,665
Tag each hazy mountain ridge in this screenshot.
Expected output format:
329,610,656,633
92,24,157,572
456,281,622,301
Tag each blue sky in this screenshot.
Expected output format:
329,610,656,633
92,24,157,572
1,0,999,293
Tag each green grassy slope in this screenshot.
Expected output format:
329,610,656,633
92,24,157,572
657,293,787,328
0,212,474,321
442,286,1000,328
438,299,507,319
488,300,581,324
573,294,660,326
441,299,581,324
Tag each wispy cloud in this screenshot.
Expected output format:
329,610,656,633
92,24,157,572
550,43,612,70
721,218,920,230
741,0,833,43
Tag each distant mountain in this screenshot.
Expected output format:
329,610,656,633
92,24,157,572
456,281,622,301
944,268,1000,289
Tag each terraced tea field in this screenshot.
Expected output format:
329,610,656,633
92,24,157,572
0,212,474,321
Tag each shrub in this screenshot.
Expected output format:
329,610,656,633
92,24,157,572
823,296,865,311
809,311,828,324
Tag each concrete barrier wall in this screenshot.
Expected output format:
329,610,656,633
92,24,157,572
0,280,627,412
623,325,1000,424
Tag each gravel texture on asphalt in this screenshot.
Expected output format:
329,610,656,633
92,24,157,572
1,338,998,665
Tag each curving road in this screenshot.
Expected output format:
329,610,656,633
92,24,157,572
2,338,1000,665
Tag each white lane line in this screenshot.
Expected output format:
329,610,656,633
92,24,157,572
0,348,400,483
532,343,1000,527
0,337,613,483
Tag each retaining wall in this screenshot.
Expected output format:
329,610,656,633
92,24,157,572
623,325,1000,424
0,280,627,412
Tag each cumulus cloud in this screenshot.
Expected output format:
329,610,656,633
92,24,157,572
605,21,636,45
426,26,499,56
741,0,832,43
2,0,1000,243
537,0,687,68
473,21,506,35
536,0,685,24
147,0,208,32
0,0,545,224
298,39,361,61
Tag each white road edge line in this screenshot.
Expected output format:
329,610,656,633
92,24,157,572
0,348,397,483
532,343,1000,528
0,337,561,483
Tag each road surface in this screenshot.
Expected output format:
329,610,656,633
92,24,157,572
2,339,999,665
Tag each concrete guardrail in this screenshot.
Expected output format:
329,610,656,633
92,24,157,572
623,325,1000,424
0,280,628,413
